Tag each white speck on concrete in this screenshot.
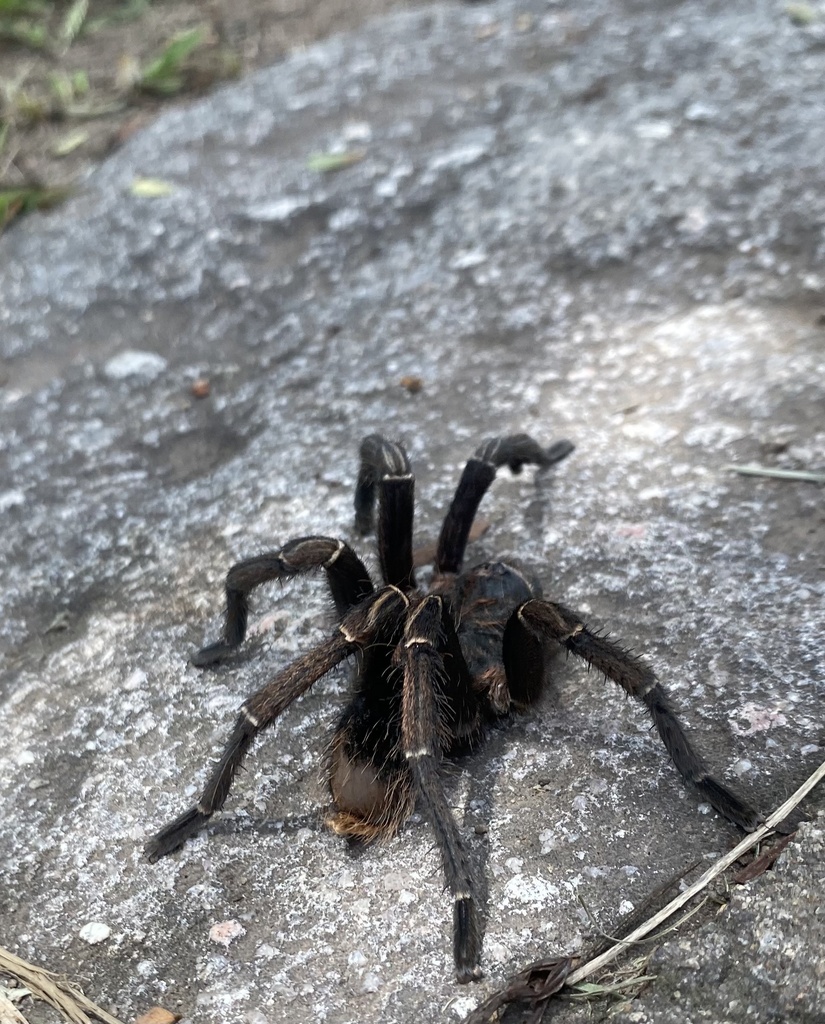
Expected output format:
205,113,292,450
103,350,167,380
78,922,110,945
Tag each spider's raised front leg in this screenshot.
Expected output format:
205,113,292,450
145,586,408,862
435,433,574,575
504,599,762,832
354,434,416,590
192,536,374,666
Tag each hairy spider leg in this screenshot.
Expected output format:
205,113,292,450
399,596,482,982
354,434,416,590
144,587,409,862
435,595,485,749
435,433,574,575
326,594,481,840
505,600,762,832
191,536,374,666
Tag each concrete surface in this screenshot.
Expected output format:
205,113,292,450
1,0,823,1022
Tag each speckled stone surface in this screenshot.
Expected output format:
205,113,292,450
612,814,825,1024
1,1,823,1022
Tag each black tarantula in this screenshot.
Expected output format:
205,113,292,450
145,433,761,982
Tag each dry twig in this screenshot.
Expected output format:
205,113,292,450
0,947,125,1024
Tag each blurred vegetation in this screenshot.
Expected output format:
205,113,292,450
0,0,242,232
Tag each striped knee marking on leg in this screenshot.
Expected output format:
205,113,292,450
365,585,410,628
405,635,434,648
324,540,345,568
517,605,584,642
378,442,409,476
638,676,658,698
242,707,261,728
339,586,410,642
405,747,432,760
480,439,502,465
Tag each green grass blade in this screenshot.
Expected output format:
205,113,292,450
86,0,150,32
0,185,71,231
139,26,203,94
0,0,47,13
60,0,88,45
726,464,825,484
0,18,47,49
306,150,366,172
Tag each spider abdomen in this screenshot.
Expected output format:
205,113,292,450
326,685,413,841
327,736,413,841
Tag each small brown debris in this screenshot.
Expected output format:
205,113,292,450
398,375,423,393
732,832,795,884
191,378,210,399
463,955,573,1024
135,1008,181,1024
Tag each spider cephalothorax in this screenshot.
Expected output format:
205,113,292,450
145,433,761,982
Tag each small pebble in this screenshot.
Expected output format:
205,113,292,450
79,922,110,945
104,350,167,380
208,919,245,947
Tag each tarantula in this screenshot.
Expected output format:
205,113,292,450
145,433,761,982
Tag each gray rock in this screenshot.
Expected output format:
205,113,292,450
1,1,823,1023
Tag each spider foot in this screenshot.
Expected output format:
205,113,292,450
454,896,483,984
191,641,236,667
699,775,762,832
541,438,575,468
144,805,210,862
456,962,484,984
